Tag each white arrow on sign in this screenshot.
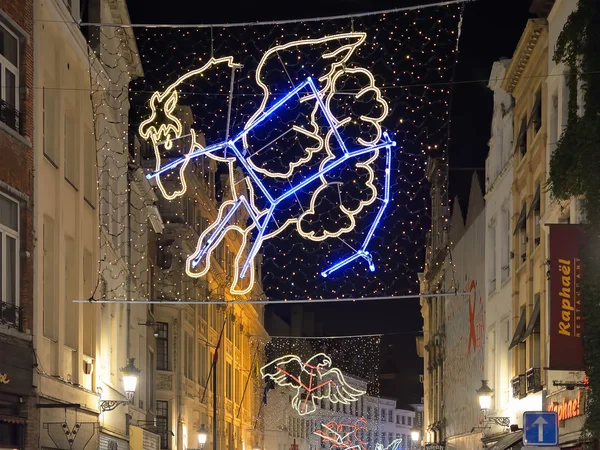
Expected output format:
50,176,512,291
522,447,560,450
532,416,548,442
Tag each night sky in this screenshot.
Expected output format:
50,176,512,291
125,0,533,408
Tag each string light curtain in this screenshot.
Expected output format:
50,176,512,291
258,336,382,449
88,4,462,301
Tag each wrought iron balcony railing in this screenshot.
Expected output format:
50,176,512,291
526,367,542,393
511,374,526,399
1,301,24,331
0,100,22,135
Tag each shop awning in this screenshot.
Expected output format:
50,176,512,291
522,295,541,341
513,204,527,235
485,431,523,450
0,414,26,424
527,185,541,218
509,305,527,350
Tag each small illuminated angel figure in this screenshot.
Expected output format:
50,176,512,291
139,32,397,295
315,418,369,450
260,353,366,416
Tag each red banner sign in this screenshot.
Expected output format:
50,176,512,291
549,224,585,370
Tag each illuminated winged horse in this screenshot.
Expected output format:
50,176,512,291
139,32,396,295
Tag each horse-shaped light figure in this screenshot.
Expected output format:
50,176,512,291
139,32,397,295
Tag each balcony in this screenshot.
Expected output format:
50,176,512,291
1,301,24,331
526,367,542,393
0,100,22,135
511,374,526,399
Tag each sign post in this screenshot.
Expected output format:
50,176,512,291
522,411,559,447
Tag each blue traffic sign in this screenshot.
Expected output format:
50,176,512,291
523,411,559,446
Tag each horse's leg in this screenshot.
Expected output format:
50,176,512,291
185,197,245,277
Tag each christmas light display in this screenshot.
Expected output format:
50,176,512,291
260,353,366,415
86,2,462,303
138,33,396,295
374,439,403,450
315,418,369,450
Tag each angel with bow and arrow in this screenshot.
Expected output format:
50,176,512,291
260,353,366,415
138,32,397,295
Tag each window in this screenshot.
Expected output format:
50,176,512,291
514,204,527,263
235,367,241,403
501,206,510,282
43,216,57,340
488,222,496,293
517,116,527,156
381,409,386,421
407,416,411,426
0,24,20,133
147,350,155,409
226,361,232,399
84,126,96,207
157,400,169,449
396,415,400,424
64,236,78,349
211,305,218,330
184,331,193,380
82,249,94,355
43,81,60,165
198,342,208,386
156,322,169,371
367,406,371,418
226,313,233,341
388,410,392,422
531,184,541,247
199,301,208,321
532,88,542,135
235,323,241,348
401,415,405,425
64,107,78,187
0,193,18,313
226,249,233,278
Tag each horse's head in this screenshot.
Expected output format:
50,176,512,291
139,89,182,150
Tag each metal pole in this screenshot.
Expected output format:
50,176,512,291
213,356,217,450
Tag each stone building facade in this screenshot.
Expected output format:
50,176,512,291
0,0,37,448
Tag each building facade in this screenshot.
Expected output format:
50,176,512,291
483,59,514,435
542,0,586,447
502,15,548,427
142,106,269,450
33,0,160,448
418,156,450,447
0,0,37,448
420,172,487,450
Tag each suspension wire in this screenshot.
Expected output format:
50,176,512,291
41,0,474,29
74,291,469,305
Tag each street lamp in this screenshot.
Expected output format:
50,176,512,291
99,358,141,412
476,379,493,411
476,380,510,427
410,427,420,442
198,424,208,449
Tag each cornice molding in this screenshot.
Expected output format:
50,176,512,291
502,19,548,95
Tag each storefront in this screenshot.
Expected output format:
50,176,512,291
129,425,160,450
99,431,130,450
0,336,34,450
546,388,586,449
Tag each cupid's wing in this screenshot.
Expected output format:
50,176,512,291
316,367,366,404
260,355,303,388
